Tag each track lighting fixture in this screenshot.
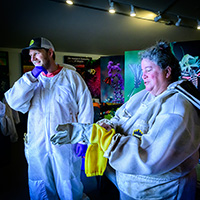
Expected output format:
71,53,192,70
197,20,200,30
130,5,136,17
52,0,199,30
154,12,162,22
175,16,181,26
66,0,73,5
109,2,116,14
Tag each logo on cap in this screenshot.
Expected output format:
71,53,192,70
29,39,34,46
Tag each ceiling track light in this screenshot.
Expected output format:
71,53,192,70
197,20,200,30
154,11,162,22
130,5,136,17
175,15,181,26
109,2,115,14
66,0,73,5
57,0,199,29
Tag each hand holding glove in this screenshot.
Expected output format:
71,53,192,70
50,123,93,145
76,143,87,157
50,123,116,177
31,66,48,78
96,118,116,131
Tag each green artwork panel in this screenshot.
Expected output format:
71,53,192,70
124,50,145,102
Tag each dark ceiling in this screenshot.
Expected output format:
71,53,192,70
1,0,200,55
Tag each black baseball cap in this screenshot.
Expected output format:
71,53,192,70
22,37,55,55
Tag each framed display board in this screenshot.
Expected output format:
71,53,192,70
64,56,92,80
100,55,124,104
0,51,10,100
21,53,34,74
171,40,200,90
124,50,145,102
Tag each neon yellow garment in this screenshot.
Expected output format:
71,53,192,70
85,123,115,177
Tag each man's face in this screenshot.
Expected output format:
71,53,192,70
29,49,50,68
141,58,170,96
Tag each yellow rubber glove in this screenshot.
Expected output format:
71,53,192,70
85,123,115,177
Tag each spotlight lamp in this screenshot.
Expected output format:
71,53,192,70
130,5,136,17
154,11,162,22
109,2,116,14
197,20,200,30
175,15,181,26
66,0,73,5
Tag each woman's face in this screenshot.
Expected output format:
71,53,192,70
141,58,171,96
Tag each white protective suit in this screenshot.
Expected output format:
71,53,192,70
0,99,19,142
5,64,94,200
104,80,200,200
0,101,5,118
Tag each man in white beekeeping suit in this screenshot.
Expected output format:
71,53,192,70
4,37,94,200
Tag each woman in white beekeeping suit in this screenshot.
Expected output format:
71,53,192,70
4,37,94,200
51,41,200,200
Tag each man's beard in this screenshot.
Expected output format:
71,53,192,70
43,58,51,70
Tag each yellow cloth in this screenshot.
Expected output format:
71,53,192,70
85,123,115,177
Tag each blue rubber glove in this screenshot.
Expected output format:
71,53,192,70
76,143,87,157
31,66,48,78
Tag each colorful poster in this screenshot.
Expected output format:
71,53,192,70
170,40,200,61
64,56,92,80
100,55,124,104
124,50,145,102
170,41,200,90
85,59,101,99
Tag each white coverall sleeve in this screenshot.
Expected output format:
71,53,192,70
4,72,38,114
0,101,6,117
71,72,94,124
109,103,127,126
105,111,200,175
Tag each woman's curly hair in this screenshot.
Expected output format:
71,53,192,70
140,41,181,82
